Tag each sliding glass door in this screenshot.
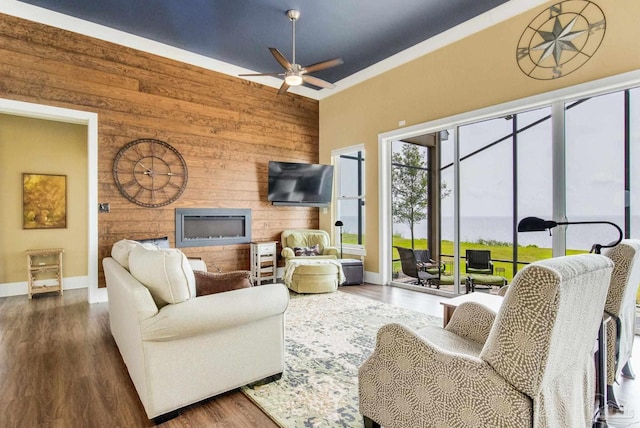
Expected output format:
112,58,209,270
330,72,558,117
384,82,640,295
566,93,626,251
515,107,553,266
458,116,514,281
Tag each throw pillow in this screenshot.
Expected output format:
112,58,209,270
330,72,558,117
194,270,252,296
111,239,158,270
294,244,320,256
128,245,195,307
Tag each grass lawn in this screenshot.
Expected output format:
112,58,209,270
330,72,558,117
344,233,585,281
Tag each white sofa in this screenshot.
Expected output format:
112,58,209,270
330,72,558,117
103,240,289,419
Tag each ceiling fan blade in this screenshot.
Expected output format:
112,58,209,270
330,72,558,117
303,58,344,74
302,75,335,89
269,48,292,70
238,72,283,77
277,81,290,95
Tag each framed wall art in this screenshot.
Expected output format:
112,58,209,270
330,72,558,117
23,173,67,229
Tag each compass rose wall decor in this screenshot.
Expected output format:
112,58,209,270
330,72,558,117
516,0,605,80
113,138,188,208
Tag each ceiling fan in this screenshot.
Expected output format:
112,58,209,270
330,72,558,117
239,9,343,95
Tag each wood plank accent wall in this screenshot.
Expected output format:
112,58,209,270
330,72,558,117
0,14,320,286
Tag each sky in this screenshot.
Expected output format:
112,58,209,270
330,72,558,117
391,86,640,249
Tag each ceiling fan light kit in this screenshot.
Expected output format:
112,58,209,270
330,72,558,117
239,9,343,94
285,73,303,86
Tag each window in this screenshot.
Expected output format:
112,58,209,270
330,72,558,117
333,146,365,253
380,72,640,293
566,92,626,252
459,115,514,281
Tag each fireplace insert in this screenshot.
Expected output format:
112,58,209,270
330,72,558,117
175,208,251,247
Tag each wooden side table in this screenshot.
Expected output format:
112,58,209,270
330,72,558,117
250,241,277,285
26,248,64,299
440,292,503,327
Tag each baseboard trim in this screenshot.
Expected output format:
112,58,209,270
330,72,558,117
276,267,381,286
363,271,381,285
0,276,88,298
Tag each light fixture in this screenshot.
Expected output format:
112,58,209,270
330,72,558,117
517,215,623,428
335,220,344,258
284,73,303,86
517,216,622,254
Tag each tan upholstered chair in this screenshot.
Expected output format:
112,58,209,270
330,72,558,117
359,253,614,428
280,229,339,260
602,239,640,408
280,229,342,293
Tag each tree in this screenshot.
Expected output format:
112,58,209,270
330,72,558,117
392,144,451,249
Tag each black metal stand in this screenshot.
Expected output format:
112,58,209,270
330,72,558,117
516,217,623,428
593,317,609,427
335,221,344,258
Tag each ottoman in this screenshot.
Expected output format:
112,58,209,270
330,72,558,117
339,258,364,285
283,259,345,293
466,273,507,293
437,274,470,292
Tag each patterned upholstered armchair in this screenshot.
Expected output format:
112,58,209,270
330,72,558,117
280,229,339,261
359,253,614,428
602,239,640,408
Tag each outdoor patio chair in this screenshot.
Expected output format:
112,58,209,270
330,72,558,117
414,249,446,275
394,246,439,289
464,249,507,293
465,249,494,275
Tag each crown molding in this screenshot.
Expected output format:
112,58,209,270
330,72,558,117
1,0,547,101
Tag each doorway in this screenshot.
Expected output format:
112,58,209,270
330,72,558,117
389,132,458,295
0,98,102,303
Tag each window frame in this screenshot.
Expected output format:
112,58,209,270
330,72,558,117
332,144,366,256
378,70,640,289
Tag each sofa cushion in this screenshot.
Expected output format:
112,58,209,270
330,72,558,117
194,270,252,296
136,236,170,249
287,232,327,250
293,244,321,256
111,239,159,270
129,245,195,307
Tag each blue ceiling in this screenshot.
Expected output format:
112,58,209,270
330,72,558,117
18,0,509,89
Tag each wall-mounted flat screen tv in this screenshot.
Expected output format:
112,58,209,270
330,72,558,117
268,161,334,207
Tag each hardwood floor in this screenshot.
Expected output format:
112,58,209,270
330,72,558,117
0,289,276,428
0,286,638,427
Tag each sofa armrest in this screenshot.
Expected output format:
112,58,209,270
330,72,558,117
103,257,159,321
497,284,510,296
282,247,295,259
358,323,530,426
322,246,340,257
444,301,497,345
140,283,289,341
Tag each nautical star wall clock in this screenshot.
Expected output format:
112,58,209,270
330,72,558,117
113,138,188,208
516,0,605,80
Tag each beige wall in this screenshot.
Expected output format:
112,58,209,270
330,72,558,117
0,114,88,284
319,0,640,275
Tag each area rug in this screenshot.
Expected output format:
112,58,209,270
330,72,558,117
241,290,441,427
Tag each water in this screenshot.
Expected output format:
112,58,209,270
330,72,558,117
384,215,631,251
